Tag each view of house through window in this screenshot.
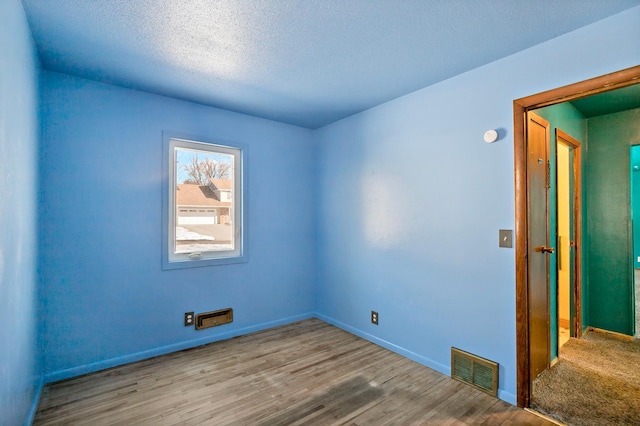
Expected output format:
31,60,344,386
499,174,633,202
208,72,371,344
167,137,242,264
175,147,234,253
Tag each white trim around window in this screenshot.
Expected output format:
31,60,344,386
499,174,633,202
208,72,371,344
162,132,247,269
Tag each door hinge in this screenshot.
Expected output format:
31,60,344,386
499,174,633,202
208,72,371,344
546,161,551,189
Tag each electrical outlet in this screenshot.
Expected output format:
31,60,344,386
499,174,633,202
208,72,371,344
371,310,378,325
184,311,194,326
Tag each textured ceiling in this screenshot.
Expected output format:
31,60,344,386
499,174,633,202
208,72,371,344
21,0,640,128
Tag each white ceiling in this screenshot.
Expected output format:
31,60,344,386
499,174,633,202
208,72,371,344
21,0,640,128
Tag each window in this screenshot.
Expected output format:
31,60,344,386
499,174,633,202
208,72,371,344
162,133,246,269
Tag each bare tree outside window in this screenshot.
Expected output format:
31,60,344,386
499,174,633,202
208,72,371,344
182,155,231,184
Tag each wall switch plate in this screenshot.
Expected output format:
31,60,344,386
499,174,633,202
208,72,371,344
184,311,194,326
499,229,513,248
371,311,379,325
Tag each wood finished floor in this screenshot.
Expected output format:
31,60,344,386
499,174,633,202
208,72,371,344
34,319,553,425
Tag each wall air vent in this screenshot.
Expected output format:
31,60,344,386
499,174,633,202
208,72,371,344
195,308,233,330
451,347,499,397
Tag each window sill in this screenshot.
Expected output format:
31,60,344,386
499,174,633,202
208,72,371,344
161,253,248,270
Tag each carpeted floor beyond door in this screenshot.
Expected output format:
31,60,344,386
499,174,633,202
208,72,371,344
531,330,640,425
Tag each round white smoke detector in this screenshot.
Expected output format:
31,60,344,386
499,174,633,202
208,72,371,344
484,129,499,143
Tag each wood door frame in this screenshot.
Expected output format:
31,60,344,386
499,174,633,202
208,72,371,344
514,65,640,408
555,129,582,340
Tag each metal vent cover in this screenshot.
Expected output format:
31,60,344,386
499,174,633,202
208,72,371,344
195,308,233,330
451,347,498,397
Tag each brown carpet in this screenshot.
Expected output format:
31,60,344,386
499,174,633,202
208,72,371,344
531,330,640,425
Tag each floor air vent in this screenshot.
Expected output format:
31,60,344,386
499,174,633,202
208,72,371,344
451,347,498,397
195,308,233,330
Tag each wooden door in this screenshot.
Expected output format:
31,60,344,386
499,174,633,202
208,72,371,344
527,112,551,381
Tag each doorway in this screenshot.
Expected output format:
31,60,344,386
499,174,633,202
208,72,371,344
555,130,582,349
513,65,640,407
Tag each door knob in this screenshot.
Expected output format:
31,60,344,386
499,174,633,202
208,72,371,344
534,246,555,254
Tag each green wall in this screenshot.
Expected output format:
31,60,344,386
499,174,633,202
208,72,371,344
536,103,587,360
586,108,640,336
534,105,639,345
631,146,640,270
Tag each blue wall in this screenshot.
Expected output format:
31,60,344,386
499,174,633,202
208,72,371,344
0,0,42,424
4,2,640,420
39,72,316,381
314,6,640,404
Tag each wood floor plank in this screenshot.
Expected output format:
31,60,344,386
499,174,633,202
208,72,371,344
34,319,553,425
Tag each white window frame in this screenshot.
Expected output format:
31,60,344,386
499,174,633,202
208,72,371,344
162,132,247,269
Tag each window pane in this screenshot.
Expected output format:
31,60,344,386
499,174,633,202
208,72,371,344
174,147,235,255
